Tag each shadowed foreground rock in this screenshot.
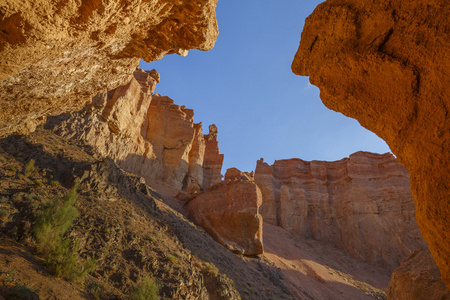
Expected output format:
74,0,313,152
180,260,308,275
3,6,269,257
388,249,450,299
292,0,450,287
188,173,263,256
0,0,218,137
255,152,426,271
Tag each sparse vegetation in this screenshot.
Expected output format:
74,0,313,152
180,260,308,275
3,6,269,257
167,254,176,263
7,283,36,298
9,166,17,172
33,183,97,282
203,262,219,276
0,208,9,218
50,181,60,186
131,276,160,300
34,179,43,186
24,159,36,177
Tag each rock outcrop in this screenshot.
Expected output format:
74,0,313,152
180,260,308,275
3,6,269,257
292,0,450,286
387,249,450,300
0,0,218,137
46,69,223,191
255,152,426,270
188,170,263,256
202,124,224,188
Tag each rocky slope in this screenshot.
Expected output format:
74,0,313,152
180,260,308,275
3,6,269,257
292,0,450,287
0,0,218,137
255,152,427,271
46,69,223,191
0,128,294,300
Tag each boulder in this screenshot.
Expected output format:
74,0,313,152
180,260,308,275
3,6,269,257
188,179,263,256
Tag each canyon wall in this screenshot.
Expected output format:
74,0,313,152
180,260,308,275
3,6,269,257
0,0,218,137
47,69,223,190
292,0,450,286
255,152,427,270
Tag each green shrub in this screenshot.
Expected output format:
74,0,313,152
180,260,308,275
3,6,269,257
50,181,60,186
24,159,36,177
167,254,176,263
0,208,9,218
131,276,160,300
34,179,43,187
33,184,97,282
9,166,17,172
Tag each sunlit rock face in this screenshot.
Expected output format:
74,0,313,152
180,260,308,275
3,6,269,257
255,152,427,271
188,169,264,256
0,0,218,137
292,0,450,287
46,69,223,190
388,249,450,300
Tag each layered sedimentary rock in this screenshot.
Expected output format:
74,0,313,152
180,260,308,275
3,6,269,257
0,0,218,137
292,0,450,286
188,169,263,255
255,152,426,270
387,249,450,299
47,69,223,190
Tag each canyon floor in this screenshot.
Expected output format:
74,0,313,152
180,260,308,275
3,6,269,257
0,127,391,299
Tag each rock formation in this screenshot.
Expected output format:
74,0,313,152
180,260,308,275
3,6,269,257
0,0,218,137
255,152,427,270
188,168,263,256
292,0,450,287
202,124,224,188
388,249,450,299
46,69,223,191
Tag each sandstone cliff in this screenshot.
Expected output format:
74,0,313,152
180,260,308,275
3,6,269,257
46,69,223,191
292,0,450,287
0,0,218,137
255,152,427,270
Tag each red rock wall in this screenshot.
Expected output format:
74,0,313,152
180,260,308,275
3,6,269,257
0,0,218,137
46,70,223,191
255,152,427,270
292,0,450,287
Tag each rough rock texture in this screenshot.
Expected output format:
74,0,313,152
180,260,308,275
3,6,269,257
224,167,254,181
255,151,426,270
387,249,450,300
46,69,223,190
292,0,450,286
0,0,218,137
188,178,263,255
202,124,224,188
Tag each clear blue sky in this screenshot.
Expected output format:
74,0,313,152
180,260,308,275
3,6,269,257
140,1,391,173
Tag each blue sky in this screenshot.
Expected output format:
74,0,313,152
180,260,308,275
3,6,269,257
140,1,391,173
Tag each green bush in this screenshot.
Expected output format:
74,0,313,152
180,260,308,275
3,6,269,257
24,159,36,177
0,208,9,218
33,184,97,282
131,276,160,300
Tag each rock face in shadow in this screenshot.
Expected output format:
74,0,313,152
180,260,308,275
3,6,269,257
388,249,450,299
255,152,427,270
292,0,450,287
202,124,225,188
187,176,264,256
0,0,218,137
46,69,223,190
